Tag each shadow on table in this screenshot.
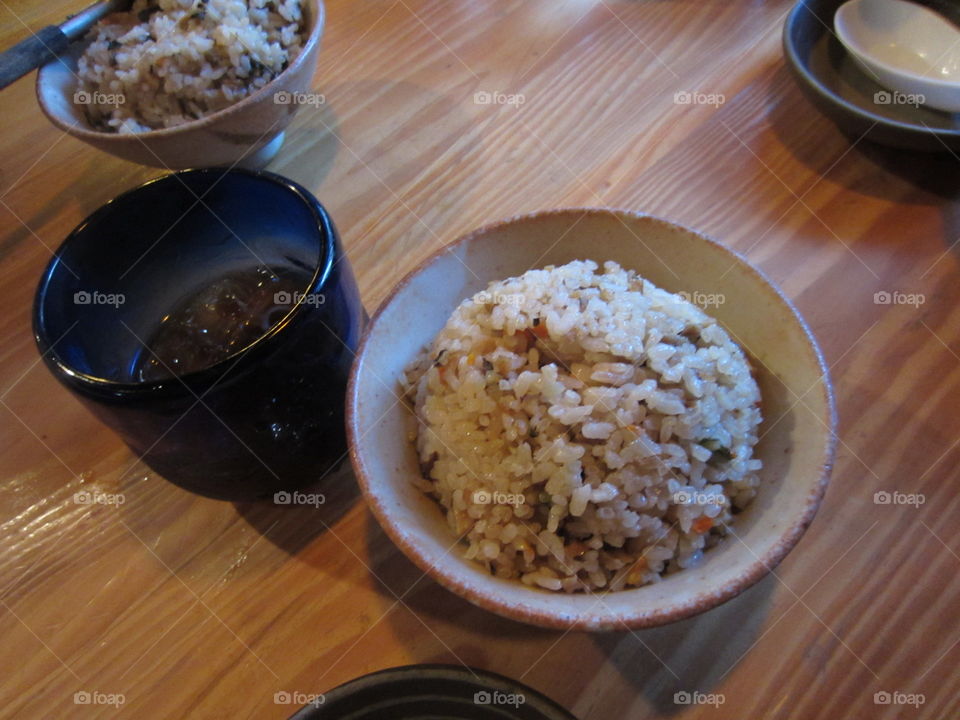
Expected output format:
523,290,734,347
364,516,560,666
591,573,776,716
0,158,153,263
767,62,960,271
2,94,342,265
233,456,360,555
766,64,960,202
364,509,777,715
267,100,340,192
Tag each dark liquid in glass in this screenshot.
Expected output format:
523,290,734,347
135,266,311,382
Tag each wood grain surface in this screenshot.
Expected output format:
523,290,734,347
1,0,959,718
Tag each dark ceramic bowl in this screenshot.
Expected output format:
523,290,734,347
34,168,364,501
287,665,577,719
783,0,960,152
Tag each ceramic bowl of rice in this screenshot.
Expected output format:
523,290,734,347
347,209,836,630
36,0,324,169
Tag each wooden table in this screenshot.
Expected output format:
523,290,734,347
2,0,959,717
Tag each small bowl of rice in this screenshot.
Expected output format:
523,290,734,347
35,0,324,169
347,208,836,630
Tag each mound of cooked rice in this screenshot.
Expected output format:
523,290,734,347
404,260,763,593
77,0,304,132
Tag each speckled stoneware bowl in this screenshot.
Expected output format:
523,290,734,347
347,209,836,631
36,0,324,169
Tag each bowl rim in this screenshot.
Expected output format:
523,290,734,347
288,664,577,720
347,207,837,630
35,0,325,141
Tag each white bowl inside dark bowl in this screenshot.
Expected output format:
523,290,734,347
347,208,836,631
